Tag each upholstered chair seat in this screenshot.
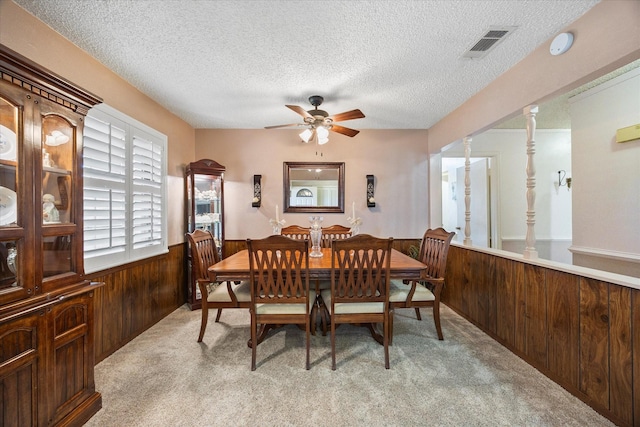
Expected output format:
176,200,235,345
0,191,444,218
320,289,384,314
254,294,316,315
388,280,436,303
206,281,251,303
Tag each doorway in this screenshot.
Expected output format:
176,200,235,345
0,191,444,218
441,156,498,248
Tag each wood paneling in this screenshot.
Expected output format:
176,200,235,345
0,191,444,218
443,245,638,427
609,285,632,425
473,252,496,334
546,270,579,389
579,278,609,408
524,265,547,368
90,244,186,363
514,262,527,354
494,257,520,348
633,289,640,426
442,245,465,313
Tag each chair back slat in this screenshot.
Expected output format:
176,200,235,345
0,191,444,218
247,235,309,305
280,225,311,241
282,224,352,248
419,228,455,279
331,234,392,304
321,224,352,248
187,229,221,281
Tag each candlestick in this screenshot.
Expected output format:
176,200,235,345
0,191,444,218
275,204,279,222
352,201,355,219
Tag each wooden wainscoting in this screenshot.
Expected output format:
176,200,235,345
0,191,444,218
87,244,187,363
443,245,638,427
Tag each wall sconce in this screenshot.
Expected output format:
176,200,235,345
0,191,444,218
366,175,375,207
252,174,261,207
555,170,571,193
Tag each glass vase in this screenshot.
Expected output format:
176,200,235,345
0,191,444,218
309,216,323,257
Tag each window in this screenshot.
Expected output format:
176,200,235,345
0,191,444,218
83,104,167,273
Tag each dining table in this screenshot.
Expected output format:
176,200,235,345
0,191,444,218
208,247,428,283
208,247,428,346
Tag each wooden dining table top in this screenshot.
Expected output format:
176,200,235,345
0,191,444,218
208,247,428,282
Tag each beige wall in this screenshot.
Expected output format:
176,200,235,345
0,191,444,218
195,129,429,239
0,0,195,245
570,67,640,277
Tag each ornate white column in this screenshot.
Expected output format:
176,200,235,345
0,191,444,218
463,136,472,245
523,105,538,259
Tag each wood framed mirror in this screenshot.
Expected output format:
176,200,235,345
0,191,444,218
283,162,345,213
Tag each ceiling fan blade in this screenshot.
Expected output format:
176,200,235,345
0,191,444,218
330,124,360,137
329,109,365,122
264,123,301,129
286,105,313,119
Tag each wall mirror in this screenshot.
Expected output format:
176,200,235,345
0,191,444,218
283,162,344,213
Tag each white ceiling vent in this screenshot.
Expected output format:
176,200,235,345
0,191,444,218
462,26,518,59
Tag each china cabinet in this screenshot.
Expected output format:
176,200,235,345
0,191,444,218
185,159,225,310
0,45,103,425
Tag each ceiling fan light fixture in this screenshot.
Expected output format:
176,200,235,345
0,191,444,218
317,126,329,139
268,95,364,144
299,128,312,143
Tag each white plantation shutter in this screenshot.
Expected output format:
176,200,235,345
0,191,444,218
83,104,167,273
132,132,164,253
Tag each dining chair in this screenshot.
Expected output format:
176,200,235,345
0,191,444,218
320,224,352,248
187,229,251,342
280,225,310,241
313,224,353,335
247,235,313,370
321,234,393,370
388,227,455,341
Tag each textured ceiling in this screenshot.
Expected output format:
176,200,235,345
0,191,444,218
14,0,601,130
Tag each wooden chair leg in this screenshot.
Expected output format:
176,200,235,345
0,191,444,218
197,305,209,342
321,310,327,336
331,321,336,371
215,308,222,322
320,302,328,336
251,312,257,371
310,302,317,335
384,315,390,369
433,303,443,340
414,307,422,320
305,323,311,370
389,310,394,346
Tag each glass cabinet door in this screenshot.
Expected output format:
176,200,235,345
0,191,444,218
41,114,73,225
193,173,222,248
0,94,20,294
40,104,81,284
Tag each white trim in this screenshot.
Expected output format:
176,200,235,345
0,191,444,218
451,242,640,290
83,103,168,274
569,66,640,104
501,237,572,242
569,245,640,263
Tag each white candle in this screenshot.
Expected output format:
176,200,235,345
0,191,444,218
275,204,279,222
352,201,355,219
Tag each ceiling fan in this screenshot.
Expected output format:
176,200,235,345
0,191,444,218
265,95,365,145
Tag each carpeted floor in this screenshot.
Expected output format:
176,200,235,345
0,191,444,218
85,304,613,427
